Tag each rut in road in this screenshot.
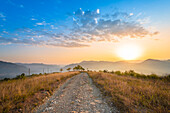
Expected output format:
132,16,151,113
34,73,118,113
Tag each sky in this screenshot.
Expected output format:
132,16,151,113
0,0,170,64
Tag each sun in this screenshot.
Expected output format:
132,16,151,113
116,44,142,60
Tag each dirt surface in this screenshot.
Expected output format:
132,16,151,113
34,73,118,113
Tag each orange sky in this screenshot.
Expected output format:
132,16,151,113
2,27,169,65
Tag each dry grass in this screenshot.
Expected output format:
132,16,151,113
88,72,170,113
0,72,79,113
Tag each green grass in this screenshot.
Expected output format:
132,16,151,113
88,72,170,113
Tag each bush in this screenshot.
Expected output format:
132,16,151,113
103,70,108,73
3,78,10,81
115,71,121,75
15,73,26,79
99,70,103,72
148,73,159,79
110,71,114,74
112,70,168,80
162,74,170,81
128,70,135,76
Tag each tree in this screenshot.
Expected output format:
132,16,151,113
67,67,71,72
73,65,85,71
115,71,121,75
60,68,63,72
3,78,10,81
103,70,108,73
16,73,26,79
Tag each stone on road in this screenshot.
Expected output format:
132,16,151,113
34,73,118,113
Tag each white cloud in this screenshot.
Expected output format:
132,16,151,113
36,23,43,25
129,13,133,16
36,21,47,26
31,18,37,20
97,9,100,14
94,18,98,24
3,31,8,34
51,25,58,29
0,12,6,21
0,8,158,48
137,17,150,24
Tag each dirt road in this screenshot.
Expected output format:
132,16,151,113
34,73,118,113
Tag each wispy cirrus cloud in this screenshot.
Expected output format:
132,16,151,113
0,8,159,47
0,12,6,21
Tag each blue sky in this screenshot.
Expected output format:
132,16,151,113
0,0,170,64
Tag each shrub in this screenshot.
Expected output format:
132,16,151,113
112,70,166,80
103,70,108,73
148,73,159,79
3,78,10,81
128,70,136,76
99,70,103,72
110,71,114,74
115,71,121,75
15,73,26,79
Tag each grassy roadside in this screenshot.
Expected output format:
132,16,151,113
0,72,79,113
88,72,170,113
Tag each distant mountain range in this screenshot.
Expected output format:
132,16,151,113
0,59,170,79
17,63,61,74
0,61,28,79
0,61,61,79
64,59,170,76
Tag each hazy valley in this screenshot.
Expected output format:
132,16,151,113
0,59,170,79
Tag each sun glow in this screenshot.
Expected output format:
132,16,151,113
116,44,142,60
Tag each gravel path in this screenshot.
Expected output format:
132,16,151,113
34,73,118,113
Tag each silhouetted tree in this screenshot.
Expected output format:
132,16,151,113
16,73,26,79
60,68,63,72
73,65,85,71
67,67,71,72
103,70,108,73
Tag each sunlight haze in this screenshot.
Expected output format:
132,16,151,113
0,0,169,64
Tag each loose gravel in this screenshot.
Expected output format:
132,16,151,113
34,73,118,113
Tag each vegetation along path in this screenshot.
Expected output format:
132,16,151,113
34,73,118,113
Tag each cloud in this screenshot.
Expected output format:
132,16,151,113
67,9,158,42
129,13,133,16
51,25,58,29
0,12,6,21
46,42,89,48
0,8,158,48
36,21,48,26
31,18,37,21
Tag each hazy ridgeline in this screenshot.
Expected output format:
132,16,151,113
1,59,170,79
0,72,79,113
64,59,170,76
88,72,170,113
0,61,61,79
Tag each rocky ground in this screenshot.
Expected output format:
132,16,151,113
34,73,118,113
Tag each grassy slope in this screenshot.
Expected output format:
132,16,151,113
0,72,79,113
88,72,169,113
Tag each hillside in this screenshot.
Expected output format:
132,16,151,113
0,61,28,79
64,59,170,75
17,63,61,75
88,72,169,112
0,72,79,112
0,61,61,79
